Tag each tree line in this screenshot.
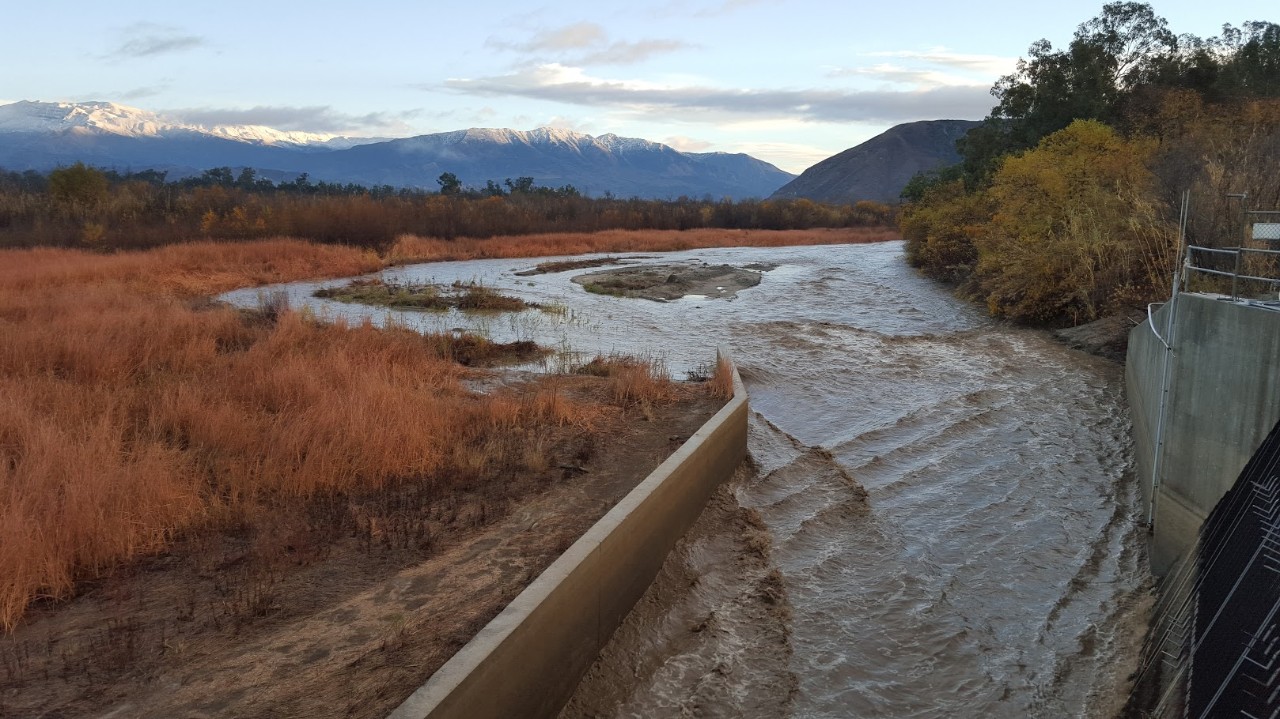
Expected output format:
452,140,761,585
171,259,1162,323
901,2,1280,326
0,164,892,251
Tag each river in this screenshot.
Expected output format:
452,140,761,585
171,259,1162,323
222,240,1152,718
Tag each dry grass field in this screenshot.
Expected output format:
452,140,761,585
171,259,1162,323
0,227,893,635
386,226,896,264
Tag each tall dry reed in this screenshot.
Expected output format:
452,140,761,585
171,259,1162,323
0,239,590,631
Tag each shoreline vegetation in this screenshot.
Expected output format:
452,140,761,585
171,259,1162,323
514,256,629,276
0,165,895,251
898,5,1278,331
0,227,889,716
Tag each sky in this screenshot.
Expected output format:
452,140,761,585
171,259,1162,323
1,0,1269,173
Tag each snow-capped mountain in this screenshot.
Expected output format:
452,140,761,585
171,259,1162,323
299,126,793,198
0,100,795,199
0,100,375,148
0,101,177,137
390,127,668,157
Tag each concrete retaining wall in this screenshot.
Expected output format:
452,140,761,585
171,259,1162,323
388,359,749,719
1127,294,1280,574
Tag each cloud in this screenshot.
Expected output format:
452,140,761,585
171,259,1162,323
119,85,169,100
829,63,988,89
490,22,689,66
107,23,205,59
444,64,994,124
516,21,608,51
728,140,839,173
165,105,413,135
581,39,691,65
664,135,714,152
861,48,1017,78
544,115,592,132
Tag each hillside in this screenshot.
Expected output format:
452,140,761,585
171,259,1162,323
770,120,979,204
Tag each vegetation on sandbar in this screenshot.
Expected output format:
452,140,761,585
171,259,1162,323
519,256,625,275
315,278,532,312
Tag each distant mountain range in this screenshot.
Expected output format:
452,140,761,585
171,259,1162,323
0,101,794,199
770,120,980,204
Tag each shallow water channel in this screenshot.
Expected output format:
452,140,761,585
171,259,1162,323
223,241,1151,718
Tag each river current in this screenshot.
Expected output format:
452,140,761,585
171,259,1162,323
223,241,1151,718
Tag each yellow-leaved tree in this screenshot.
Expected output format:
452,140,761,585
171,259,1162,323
901,179,992,284
974,119,1175,325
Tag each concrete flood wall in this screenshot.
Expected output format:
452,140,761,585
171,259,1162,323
1127,293,1280,574
388,360,749,719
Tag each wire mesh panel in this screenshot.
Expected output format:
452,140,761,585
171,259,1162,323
1127,418,1280,718
1189,418,1280,718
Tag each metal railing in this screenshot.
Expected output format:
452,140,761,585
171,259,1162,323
1184,245,1280,302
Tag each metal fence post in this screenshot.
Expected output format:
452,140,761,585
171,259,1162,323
1232,250,1242,301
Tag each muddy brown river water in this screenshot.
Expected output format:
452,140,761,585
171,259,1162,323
224,241,1152,718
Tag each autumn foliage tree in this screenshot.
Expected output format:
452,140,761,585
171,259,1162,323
902,2,1279,326
974,120,1173,323
900,179,990,283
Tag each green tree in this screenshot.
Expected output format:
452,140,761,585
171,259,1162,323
1218,21,1280,97
201,167,234,186
437,172,461,195
960,3,1175,184
235,167,257,189
47,163,108,206
504,176,535,194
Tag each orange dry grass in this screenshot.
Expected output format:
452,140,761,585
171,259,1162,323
386,227,897,265
576,354,682,407
0,239,594,632
708,355,736,400
1,228,870,630
0,238,382,300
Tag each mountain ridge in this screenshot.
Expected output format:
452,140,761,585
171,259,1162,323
770,119,980,204
0,101,794,199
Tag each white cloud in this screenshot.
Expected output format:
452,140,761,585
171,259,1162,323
165,105,414,135
517,22,608,51
444,64,993,124
581,39,691,65
862,48,1018,78
489,22,691,66
664,135,715,152
829,63,991,89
